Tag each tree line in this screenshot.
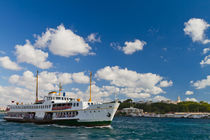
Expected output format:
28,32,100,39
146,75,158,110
118,99,210,114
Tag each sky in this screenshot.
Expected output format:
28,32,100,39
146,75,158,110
1,0,210,105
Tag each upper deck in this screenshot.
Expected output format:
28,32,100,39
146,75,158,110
8,93,98,113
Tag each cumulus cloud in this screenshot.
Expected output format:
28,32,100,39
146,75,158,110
153,95,169,102
74,58,80,62
159,80,173,87
200,55,210,66
184,18,210,44
185,90,194,95
35,24,92,57
72,72,89,84
120,87,151,99
185,97,198,102
66,85,117,102
87,33,101,43
0,86,33,105
203,48,210,54
0,56,22,70
9,71,89,92
121,39,146,55
15,40,52,69
95,66,172,98
192,75,210,89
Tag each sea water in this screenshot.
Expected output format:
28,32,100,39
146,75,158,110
0,114,210,140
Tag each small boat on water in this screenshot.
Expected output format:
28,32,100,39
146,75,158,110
4,71,120,126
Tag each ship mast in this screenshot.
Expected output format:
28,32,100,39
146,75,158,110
35,70,39,103
59,82,62,96
89,72,92,102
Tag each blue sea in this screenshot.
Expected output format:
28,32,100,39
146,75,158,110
0,114,210,140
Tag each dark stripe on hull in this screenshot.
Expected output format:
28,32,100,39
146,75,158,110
4,118,112,126
54,119,112,126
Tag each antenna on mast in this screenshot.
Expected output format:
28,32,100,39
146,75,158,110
35,70,39,103
89,72,92,102
59,82,62,96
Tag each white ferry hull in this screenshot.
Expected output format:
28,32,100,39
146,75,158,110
4,102,120,126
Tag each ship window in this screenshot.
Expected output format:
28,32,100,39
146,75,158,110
73,103,76,107
91,103,93,105
88,103,90,105
77,103,79,106
56,97,60,100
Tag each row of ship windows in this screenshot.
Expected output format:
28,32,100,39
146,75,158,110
47,97,73,101
10,105,51,110
55,111,78,118
53,103,79,107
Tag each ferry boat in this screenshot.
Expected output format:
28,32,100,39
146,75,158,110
4,71,120,126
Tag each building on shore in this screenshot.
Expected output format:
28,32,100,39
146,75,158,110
121,107,143,116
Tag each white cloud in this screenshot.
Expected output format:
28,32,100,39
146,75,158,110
153,95,169,102
0,56,22,70
120,87,151,98
192,75,210,89
9,70,89,92
72,72,89,84
95,66,172,98
184,18,210,44
35,24,92,57
203,48,210,54
57,73,72,85
66,84,115,102
159,80,173,87
121,39,146,55
74,58,80,62
15,40,52,69
185,90,194,95
185,97,198,102
0,86,34,105
87,33,101,43
200,55,210,66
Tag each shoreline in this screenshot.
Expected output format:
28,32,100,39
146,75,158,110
116,112,210,119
